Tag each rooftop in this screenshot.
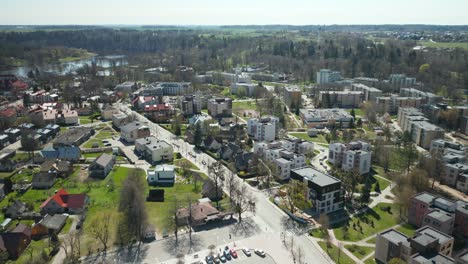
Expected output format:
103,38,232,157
379,229,409,245
413,192,437,204
415,226,453,245
425,209,453,222
292,166,341,187
412,253,454,264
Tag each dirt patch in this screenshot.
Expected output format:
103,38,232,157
238,109,259,118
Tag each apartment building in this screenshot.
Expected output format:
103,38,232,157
179,95,202,116
350,83,383,102
328,141,371,175
397,108,444,149
316,69,342,84
376,96,423,114
299,108,354,129
318,91,363,108
120,121,151,143
247,116,279,142
389,74,416,90
135,137,173,164
230,82,258,97
375,226,455,264
207,98,232,117
290,166,344,216
283,86,302,109
400,88,442,104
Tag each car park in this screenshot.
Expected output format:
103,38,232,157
254,249,266,257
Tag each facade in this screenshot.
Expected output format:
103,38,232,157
147,164,175,186
397,108,444,149
135,137,173,164
351,83,383,101
389,74,416,91
101,106,120,120
316,69,342,84
88,153,115,178
120,121,151,143
375,229,411,263
290,166,344,216
283,86,302,109
112,112,130,127
207,98,232,117
299,108,354,129
400,88,442,104
376,96,423,114
0,224,31,260
143,104,174,122
318,91,363,108
179,95,202,116
328,141,372,175
247,116,279,142
230,82,258,97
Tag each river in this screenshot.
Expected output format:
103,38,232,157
1,55,128,78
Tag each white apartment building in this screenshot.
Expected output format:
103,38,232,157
135,137,174,164
397,108,444,149
316,69,342,84
247,116,279,142
328,141,371,175
207,98,233,117
350,83,383,102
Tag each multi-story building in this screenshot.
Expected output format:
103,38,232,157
135,137,173,164
318,91,363,108
400,88,442,104
207,98,232,118
376,96,423,114
120,121,151,143
422,209,455,235
299,108,354,129
389,74,416,91
143,104,175,122
230,82,258,97
316,69,342,84
247,116,279,142
328,141,371,175
290,166,344,216
350,83,383,102
455,201,468,239
283,86,302,109
179,95,202,116
397,108,444,149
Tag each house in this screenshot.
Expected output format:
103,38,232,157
134,137,173,164
31,214,68,238
41,143,82,162
5,200,27,219
247,116,279,142
147,165,175,186
57,109,79,125
144,104,175,122
0,223,31,259
299,108,354,129
112,112,130,128
328,141,372,175
4,128,21,143
115,81,137,93
120,121,150,143
0,108,17,129
40,188,88,215
31,172,56,189
283,86,302,109
0,148,16,172
207,98,232,117
42,127,94,161
0,134,9,149
235,151,253,172
101,105,120,120
176,200,224,227
219,143,242,161
202,136,222,151
88,153,115,178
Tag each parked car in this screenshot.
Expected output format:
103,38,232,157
242,248,251,257
205,255,214,264
224,249,231,260
229,249,237,258
218,253,226,263
213,255,220,264
254,249,266,257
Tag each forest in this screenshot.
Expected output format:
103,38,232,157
0,26,467,100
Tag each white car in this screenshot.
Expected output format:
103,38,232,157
254,249,265,257
242,248,251,257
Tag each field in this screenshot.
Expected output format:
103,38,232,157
318,241,356,264
344,245,374,260
333,203,400,241
420,41,468,50
289,132,329,145
232,100,259,117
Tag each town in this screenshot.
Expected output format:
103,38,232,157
0,23,467,264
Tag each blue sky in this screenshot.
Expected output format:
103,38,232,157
2,0,468,25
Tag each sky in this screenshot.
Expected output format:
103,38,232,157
2,0,468,25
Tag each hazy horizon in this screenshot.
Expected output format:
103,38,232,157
2,0,468,26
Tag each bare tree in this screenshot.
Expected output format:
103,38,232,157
208,161,225,208
89,211,112,251
225,171,237,206
232,182,256,222
61,232,81,264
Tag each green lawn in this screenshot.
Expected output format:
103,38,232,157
61,217,74,234
12,152,34,162
374,175,391,191
396,223,417,237
174,158,199,170
318,241,356,264
13,239,51,264
364,257,377,264
344,245,374,259
79,116,92,124
348,108,364,117
309,228,326,238
11,168,38,183
232,101,258,111
82,151,112,158
289,132,329,145
420,41,468,50
333,203,400,241
366,237,376,244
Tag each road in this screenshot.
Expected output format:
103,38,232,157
114,103,332,264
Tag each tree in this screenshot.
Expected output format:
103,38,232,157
350,108,356,118
318,214,331,251
207,161,225,208
119,169,148,243
232,181,256,222
419,151,444,189
61,232,81,264
283,180,312,213
401,143,418,173
194,123,203,147
225,171,237,206
374,181,381,193
360,177,372,204
89,211,112,251
20,132,39,161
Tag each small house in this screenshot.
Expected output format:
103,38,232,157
32,214,68,238
32,172,56,189
0,223,31,259
88,153,115,178
147,165,175,186
40,188,88,215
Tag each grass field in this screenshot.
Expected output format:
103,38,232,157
348,108,364,117
333,203,400,241
396,223,417,237
364,257,377,264
289,132,329,145
344,245,374,259
232,101,258,114
318,241,356,264
174,158,199,170
420,41,468,50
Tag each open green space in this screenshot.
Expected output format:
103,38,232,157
13,239,51,264
344,244,374,260
79,116,93,124
333,203,400,241
348,108,364,117
160,124,188,136
232,101,258,117
12,152,35,162
396,223,417,237
11,168,39,183
289,132,329,145
309,228,326,238
61,217,74,234
364,257,377,264
420,41,468,50
318,241,356,264
174,158,199,170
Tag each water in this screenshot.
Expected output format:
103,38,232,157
2,55,128,77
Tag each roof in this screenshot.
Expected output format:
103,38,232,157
144,104,171,111
412,253,455,264
291,166,341,187
379,229,409,244
412,192,437,204
40,188,86,209
120,121,148,133
0,108,16,118
32,172,56,184
54,127,93,146
154,164,174,172
94,153,114,168
40,214,68,230
425,209,453,222
414,226,453,245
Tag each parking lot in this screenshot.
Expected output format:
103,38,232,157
234,254,276,264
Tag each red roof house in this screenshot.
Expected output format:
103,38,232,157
40,188,88,215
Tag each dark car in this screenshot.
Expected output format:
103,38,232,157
224,250,231,260
205,255,214,264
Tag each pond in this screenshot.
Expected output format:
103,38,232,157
1,55,128,77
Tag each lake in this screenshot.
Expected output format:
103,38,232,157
2,55,128,77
